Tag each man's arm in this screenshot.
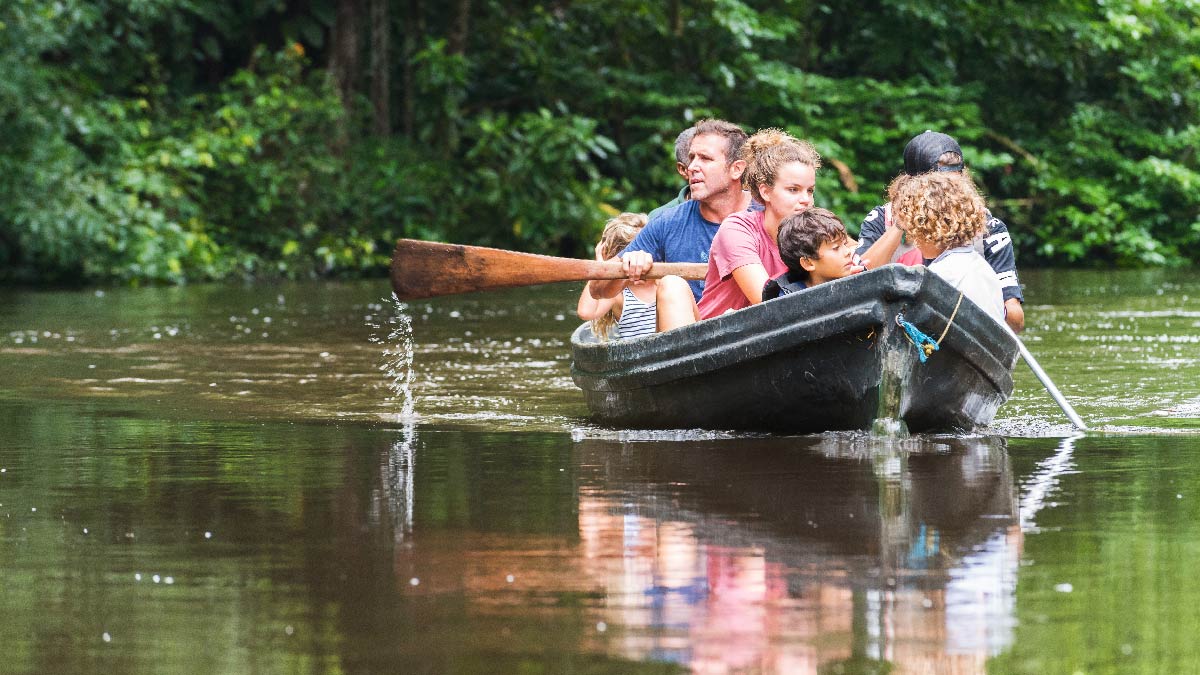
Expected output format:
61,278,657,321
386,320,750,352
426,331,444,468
981,213,1025,332
856,205,902,265
861,228,904,269
1004,298,1025,333
588,215,665,299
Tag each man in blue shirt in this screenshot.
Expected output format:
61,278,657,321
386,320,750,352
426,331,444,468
587,119,752,328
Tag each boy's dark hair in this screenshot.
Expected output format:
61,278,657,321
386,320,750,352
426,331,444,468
777,208,848,278
692,119,749,166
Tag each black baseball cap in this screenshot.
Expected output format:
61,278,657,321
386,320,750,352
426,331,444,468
903,131,963,175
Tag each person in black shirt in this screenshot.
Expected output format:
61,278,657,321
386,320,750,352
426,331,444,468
856,131,1025,332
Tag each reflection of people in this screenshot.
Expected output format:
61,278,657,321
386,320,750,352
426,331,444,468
575,213,656,340
892,171,1006,325
647,126,699,221
856,131,1025,332
571,434,1019,674
585,119,751,330
762,208,863,300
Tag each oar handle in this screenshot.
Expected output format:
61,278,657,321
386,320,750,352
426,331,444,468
595,260,707,281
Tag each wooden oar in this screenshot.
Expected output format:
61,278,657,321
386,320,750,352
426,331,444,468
390,239,707,300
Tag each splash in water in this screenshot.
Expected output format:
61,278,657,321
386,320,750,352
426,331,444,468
369,424,417,546
370,293,417,422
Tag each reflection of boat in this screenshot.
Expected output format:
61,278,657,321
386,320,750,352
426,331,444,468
571,265,1018,433
573,434,1020,671
374,425,1020,672
576,434,1017,576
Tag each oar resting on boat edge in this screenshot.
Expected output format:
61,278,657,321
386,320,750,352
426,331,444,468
389,238,707,301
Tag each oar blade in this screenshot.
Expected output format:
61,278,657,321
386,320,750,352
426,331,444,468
389,239,709,300
390,239,609,300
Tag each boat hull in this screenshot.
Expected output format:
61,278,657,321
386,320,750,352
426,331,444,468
570,265,1018,433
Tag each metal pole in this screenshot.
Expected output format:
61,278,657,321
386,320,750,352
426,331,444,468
1009,330,1088,430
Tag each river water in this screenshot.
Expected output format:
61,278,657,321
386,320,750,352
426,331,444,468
1,269,1198,673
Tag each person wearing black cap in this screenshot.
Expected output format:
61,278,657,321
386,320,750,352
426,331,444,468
855,131,1025,332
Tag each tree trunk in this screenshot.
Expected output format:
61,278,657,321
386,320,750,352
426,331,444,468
448,0,470,56
402,0,424,140
370,0,391,136
669,0,683,37
444,0,470,154
330,0,361,114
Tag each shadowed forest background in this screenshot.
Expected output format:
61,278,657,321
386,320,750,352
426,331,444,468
1,0,1197,284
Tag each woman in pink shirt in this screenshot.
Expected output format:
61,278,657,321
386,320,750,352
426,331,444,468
697,129,821,319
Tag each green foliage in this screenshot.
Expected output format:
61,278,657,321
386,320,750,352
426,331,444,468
181,45,354,277
2,0,1200,283
458,107,620,253
0,32,354,282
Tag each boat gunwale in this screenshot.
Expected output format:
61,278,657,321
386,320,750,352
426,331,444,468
572,264,1017,396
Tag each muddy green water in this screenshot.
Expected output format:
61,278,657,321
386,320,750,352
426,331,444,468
1,269,1199,674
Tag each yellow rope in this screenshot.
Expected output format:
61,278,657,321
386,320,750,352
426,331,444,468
895,290,967,362
936,291,966,346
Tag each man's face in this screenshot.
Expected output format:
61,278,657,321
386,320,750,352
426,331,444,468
686,133,741,202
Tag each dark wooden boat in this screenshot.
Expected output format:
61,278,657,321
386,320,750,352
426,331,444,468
570,264,1019,433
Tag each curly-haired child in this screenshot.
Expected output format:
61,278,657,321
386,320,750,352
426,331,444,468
891,171,1006,325
576,213,657,340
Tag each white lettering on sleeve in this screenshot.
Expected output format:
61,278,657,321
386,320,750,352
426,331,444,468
986,231,1011,254
996,270,1018,288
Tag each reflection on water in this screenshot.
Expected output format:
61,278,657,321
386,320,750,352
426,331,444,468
375,424,417,544
569,435,1020,673
381,430,1021,673
1019,433,1082,532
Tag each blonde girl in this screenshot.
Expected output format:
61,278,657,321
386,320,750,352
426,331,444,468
576,213,657,340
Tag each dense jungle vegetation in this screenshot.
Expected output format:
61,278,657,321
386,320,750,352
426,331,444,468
1,1,1198,284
